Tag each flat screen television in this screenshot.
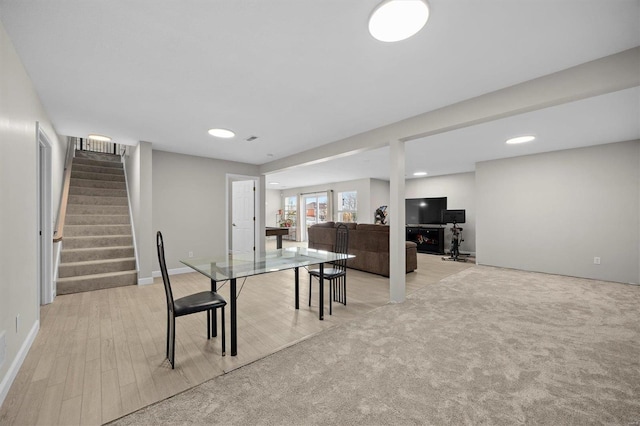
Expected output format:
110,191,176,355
405,197,447,225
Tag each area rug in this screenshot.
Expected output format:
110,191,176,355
109,265,640,425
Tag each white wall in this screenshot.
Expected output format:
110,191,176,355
405,172,476,254
0,22,65,406
152,150,259,271
476,141,640,284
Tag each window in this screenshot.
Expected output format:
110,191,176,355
282,196,297,227
337,191,357,222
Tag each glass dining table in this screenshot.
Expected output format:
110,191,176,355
181,246,354,356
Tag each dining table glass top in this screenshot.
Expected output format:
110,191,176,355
180,246,353,281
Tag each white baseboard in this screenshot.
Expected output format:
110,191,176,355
139,266,199,285
141,267,195,286
0,320,39,409
137,276,154,286
152,266,194,277
170,266,195,276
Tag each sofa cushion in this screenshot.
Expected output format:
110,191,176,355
313,221,335,228
350,227,388,252
332,221,356,230
356,223,389,232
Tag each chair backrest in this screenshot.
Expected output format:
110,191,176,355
156,231,175,313
334,223,349,271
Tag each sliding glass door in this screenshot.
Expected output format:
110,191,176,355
301,193,328,241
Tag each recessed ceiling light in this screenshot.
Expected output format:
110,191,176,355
88,134,111,142
413,171,428,176
369,0,430,42
269,182,280,185
506,135,536,145
208,128,235,138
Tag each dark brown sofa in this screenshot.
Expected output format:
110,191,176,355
308,222,417,277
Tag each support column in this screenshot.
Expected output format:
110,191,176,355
389,139,406,303
257,174,266,255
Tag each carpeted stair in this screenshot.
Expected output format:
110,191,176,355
57,150,137,295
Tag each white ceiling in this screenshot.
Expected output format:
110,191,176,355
267,87,640,188
1,0,639,189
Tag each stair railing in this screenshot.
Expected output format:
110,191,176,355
74,137,123,156
53,137,76,242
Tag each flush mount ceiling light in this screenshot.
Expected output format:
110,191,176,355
369,0,430,42
87,134,111,142
413,171,428,176
506,135,536,145
208,128,235,138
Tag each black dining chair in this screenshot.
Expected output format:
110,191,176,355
156,231,226,368
308,223,349,315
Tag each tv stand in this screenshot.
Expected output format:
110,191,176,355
406,226,445,255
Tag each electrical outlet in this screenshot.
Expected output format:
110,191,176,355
593,257,601,265
188,251,193,258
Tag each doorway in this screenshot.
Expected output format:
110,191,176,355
301,192,328,242
229,177,257,255
36,123,53,305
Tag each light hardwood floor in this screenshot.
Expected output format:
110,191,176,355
0,241,473,425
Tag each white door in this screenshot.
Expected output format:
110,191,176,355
231,180,255,254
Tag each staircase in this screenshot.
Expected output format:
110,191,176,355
57,150,137,295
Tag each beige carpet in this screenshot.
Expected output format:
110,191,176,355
109,265,640,425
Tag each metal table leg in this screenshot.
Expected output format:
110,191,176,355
231,278,237,356
319,263,324,320
210,279,217,337
294,267,299,309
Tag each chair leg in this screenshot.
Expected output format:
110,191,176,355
166,311,170,358
343,275,347,305
212,308,218,337
308,275,313,307
170,315,176,369
335,276,342,304
221,307,226,356
329,278,333,315
207,310,211,339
